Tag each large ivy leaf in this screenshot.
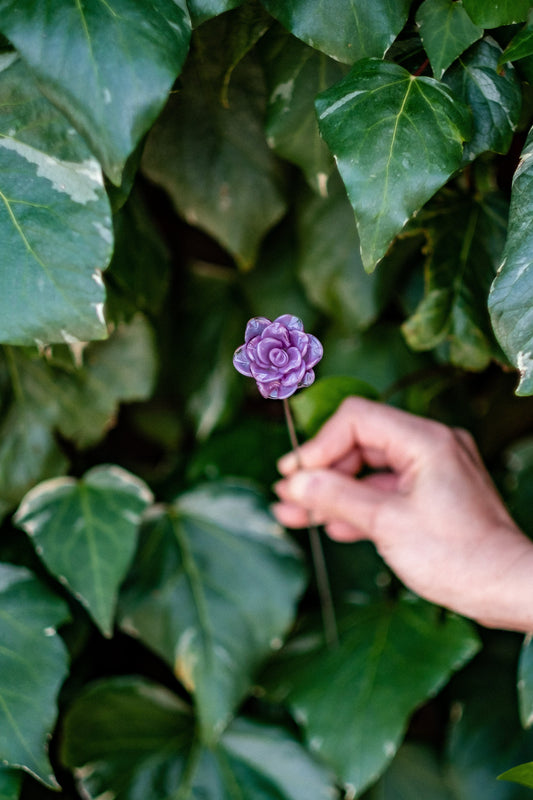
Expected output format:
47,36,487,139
0,0,191,185
118,482,306,743
500,12,533,67
462,0,530,28
60,677,336,800
259,0,411,63
187,0,245,27
443,38,522,163
403,193,508,370
416,0,483,79
446,643,533,799
142,18,287,269
15,466,153,637
0,54,112,345
262,31,344,193
0,564,70,785
296,174,384,330
489,128,533,395
315,59,471,272
0,768,21,800
262,597,479,797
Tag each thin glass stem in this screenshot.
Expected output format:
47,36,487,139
282,398,339,649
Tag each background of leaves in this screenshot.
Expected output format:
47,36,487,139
3,0,533,797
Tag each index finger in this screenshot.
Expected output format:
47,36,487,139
278,396,444,475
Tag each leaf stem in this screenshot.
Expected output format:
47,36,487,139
282,398,339,649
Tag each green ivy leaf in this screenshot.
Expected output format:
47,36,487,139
402,193,508,370
0,54,112,346
518,636,533,729
61,677,336,800
187,0,245,28
15,466,153,637
498,762,533,789
262,597,479,797
0,768,22,800
0,564,70,785
296,175,384,330
290,376,378,438
416,0,483,79
259,0,411,63
489,128,533,395
142,19,287,269
262,31,344,192
118,482,306,743
499,12,533,67
0,0,191,185
443,38,522,162
462,0,530,28
315,59,471,272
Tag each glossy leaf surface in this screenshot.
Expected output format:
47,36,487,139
0,564,69,785
0,55,111,345
462,0,530,27
188,0,245,27
519,636,533,729
15,466,153,636
61,677,336,800
315,59,471,271
262,597,479,796
489,128,533,394
262,32,344,192
142,19,286,268
403,193,508,370
443,38,521,162
0,0,191,185
259,0,411,63
119,482,306,741
500,13,533,66
416,0,483,79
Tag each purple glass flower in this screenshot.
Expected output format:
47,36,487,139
233,315,323,399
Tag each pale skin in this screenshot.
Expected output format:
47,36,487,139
272,396,533,633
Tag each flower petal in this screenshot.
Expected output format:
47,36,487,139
300,369,315,388
245,317,271,343
233,345,252,376
274,314,304,331
304,334,323,368
263,322,291,347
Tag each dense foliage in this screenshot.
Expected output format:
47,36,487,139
3,0,533,797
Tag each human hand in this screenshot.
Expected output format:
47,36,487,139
273,397,533,632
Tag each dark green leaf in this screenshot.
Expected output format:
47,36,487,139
142,19,287,269
367,743,455,800
0,768,21,800
105,189,171,325
416,0,483,79
0,55,111,345
187,0,245,27
489,128,533,395
262,597,479,797
290,376,378,437
446,641,533,799
315,59,471,271
259,0,411,63
500,12,533,66
504,438,533,539
0,564,70,785
403,193,508,370
61,677,336,800
15,466,153,637
262,31,344,192
296,175,383,329
499,763,533,790
119,482,306,742
0,0,191,185
443,38,522,162
462,0,530,28
518,636,533,729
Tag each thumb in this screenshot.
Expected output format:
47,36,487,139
277,469,385,538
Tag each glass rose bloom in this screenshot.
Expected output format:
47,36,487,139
233,315,323,399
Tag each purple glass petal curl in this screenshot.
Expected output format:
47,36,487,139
233,315,323,399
